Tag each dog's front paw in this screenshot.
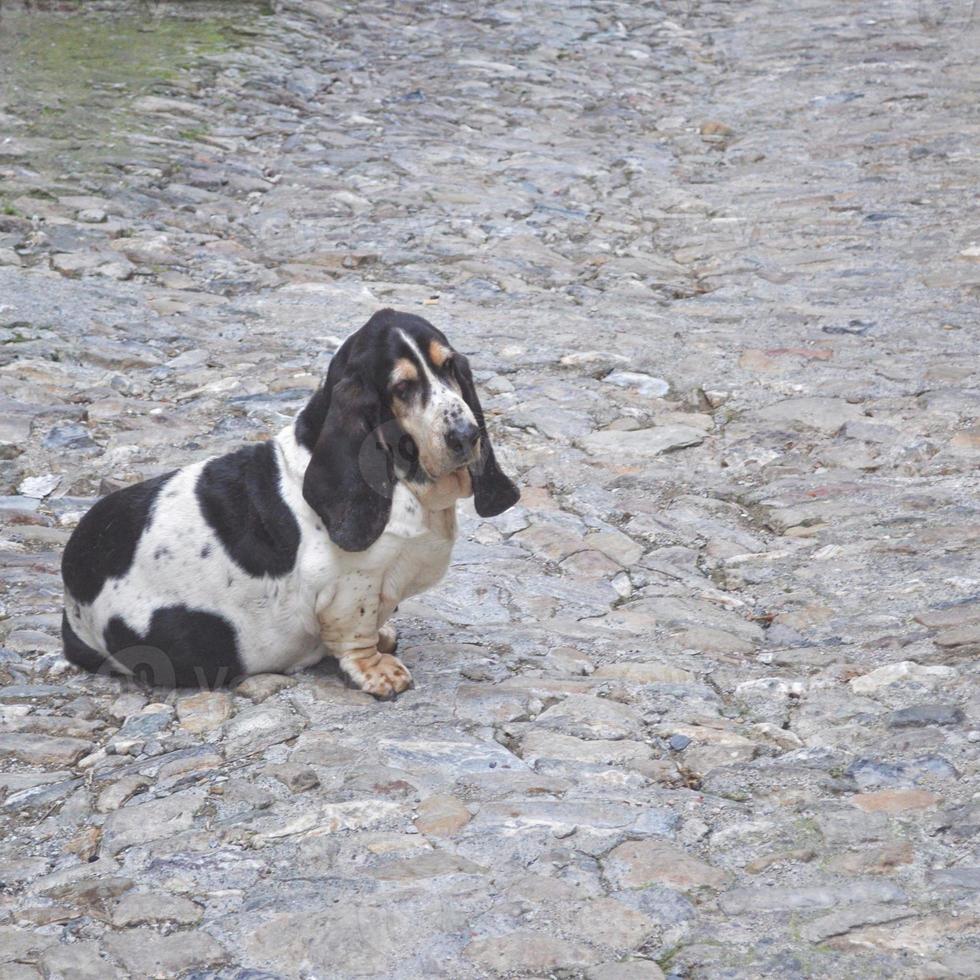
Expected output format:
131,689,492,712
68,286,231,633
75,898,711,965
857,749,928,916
340,651,413,700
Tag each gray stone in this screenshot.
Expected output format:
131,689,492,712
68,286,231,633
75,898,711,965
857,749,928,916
1,965,41,980
38,872,134,914
800,904,917,943
113,710,171,741
0,925,48,963
849,662,955,695
95,775,152,813
42,422,97,451
593,662,696,685
245,907,415,975
605,840,729,892
466,800,650,838
719,880,905,914
887,704,964,729
934,622,980,648
234,673,298,702
101,789,206,855
465,931,596,974
604,371,670,398
521,731,652,766
267,761,320,793
40,940,123,979
751,397,864,433
580,425,705,458
1,776,81,812
533,694,643,740
0,856,48,885
0,714,103,738
588,961,666,980
0,733,92,766
572,896,658,950
110,891,203,928
103,929,226,978
378,736,526,774
2,632,61,655
370,850,487,880
17,473,60,498
915,601,980,630
930,868,980,891
222,703,306,757
560,351,631,376
108,692,148,721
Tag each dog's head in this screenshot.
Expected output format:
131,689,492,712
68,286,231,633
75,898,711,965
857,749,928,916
297,309,520,551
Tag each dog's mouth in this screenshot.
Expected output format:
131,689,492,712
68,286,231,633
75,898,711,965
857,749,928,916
406,465,473,510
415,444,479,482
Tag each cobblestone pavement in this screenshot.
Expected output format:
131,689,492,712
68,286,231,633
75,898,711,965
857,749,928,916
1,1,978,977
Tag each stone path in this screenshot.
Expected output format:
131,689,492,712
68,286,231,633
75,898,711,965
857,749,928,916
1,1,978,977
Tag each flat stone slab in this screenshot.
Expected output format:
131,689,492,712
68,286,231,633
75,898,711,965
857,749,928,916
378,737,527,774
579,425,706,457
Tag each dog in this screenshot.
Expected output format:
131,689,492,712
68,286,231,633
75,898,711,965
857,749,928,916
60,309,519,697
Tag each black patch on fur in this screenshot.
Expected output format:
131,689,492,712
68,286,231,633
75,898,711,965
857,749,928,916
103,605,243,688
200,544,211,559
61,610,108,674
196,441,300,578
62,471,175,606
453,352,520,517
303,375,393,552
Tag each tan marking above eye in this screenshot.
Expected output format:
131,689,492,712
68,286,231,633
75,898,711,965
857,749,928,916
391,358,418,386
428,340,451,368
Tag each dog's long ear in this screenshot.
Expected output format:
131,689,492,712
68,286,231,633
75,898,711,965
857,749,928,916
294,334,356,453
302,376,393,552
453,353,520,517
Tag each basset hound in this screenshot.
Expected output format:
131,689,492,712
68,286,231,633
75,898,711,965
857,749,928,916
60,309,520,698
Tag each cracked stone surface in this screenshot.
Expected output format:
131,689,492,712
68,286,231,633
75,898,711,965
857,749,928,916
1,1,978,977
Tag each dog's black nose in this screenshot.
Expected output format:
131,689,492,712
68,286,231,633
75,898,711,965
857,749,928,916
446,420,479,457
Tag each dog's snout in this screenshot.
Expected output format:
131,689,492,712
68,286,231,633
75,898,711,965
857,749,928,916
446,419,479,458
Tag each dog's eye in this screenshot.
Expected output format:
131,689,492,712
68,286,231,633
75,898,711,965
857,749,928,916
392,380,413,399
438,354,455,373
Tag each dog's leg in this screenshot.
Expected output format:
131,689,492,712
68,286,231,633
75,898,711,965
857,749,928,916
377,623,398,654
318,599,411,699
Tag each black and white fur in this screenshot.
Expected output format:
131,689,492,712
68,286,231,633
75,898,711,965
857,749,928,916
61,310,519,696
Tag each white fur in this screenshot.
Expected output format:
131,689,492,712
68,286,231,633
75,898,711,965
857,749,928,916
65,424,457,676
